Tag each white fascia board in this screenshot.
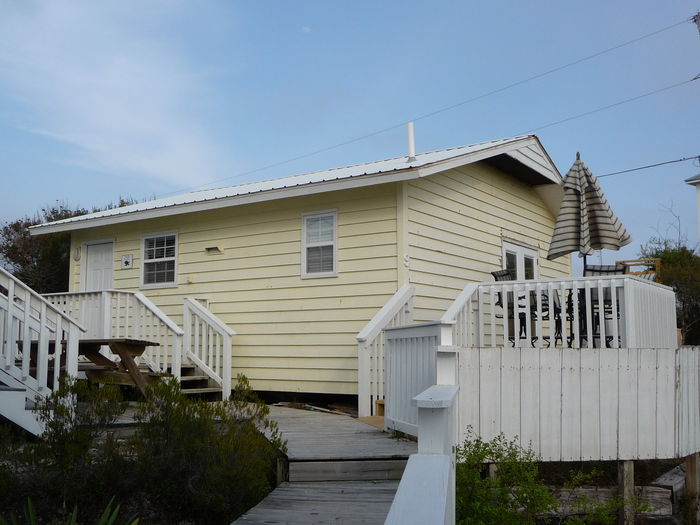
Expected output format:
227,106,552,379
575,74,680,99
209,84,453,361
506,149,561,184
416,136,560,183
30,168,422,235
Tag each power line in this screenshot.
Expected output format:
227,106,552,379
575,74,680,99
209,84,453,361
523,74,699,134
598,155,700,178
162,16,692,197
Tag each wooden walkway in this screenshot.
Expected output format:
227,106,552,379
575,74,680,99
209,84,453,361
232,406,416,524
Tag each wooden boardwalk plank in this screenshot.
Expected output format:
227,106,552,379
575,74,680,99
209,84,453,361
269,406,417,461
231,481,399,525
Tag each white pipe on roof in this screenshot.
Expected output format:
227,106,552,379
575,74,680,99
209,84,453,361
407,122,416,162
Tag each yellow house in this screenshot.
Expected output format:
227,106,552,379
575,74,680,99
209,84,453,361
30,134,571,412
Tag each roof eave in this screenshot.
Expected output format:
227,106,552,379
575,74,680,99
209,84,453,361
30,135,561,236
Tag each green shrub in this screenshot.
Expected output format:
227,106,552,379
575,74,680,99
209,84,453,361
455,429,556,525
0,375,285,524
129,375,285,523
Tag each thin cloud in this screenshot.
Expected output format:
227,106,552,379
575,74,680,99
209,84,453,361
0,2,225,186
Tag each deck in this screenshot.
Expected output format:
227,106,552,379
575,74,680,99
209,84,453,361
233,406,416,524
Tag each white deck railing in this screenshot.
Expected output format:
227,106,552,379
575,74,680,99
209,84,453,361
384,321,700,462
356,285,415,417
1,268,84,398
183,298,234,399
44,290,184,375
441,276,677,350
386,377,458,525
383,321,453,435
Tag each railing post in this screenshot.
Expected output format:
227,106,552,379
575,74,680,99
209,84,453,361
3,280,15,370
66,323,80,378
183,301,191,360
436,345,458,386
222,332,232,400
100,291,111,339
172,334,182,380
357,340,371,417
623,278,636,348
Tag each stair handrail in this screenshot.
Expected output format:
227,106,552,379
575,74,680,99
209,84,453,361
132,293,185,335
183,298,235,400
3,269,86,333
357,285,415,343
356,285,415,417
440,283,479,348
1,268,84,410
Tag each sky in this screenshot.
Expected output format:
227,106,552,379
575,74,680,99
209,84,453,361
1,1,699,268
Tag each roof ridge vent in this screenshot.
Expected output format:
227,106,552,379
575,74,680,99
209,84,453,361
407,122,416,163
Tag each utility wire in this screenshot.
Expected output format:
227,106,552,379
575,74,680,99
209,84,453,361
598,155,700,178
523,74,699,134
162,17,691,196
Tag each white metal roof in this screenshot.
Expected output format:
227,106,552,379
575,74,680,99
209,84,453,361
30,134,561,234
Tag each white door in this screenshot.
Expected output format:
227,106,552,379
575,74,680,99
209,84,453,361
84,242,114,291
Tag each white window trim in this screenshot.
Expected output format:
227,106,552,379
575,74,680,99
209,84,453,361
141,231,179,289
301,210,337,279
502,240,539,280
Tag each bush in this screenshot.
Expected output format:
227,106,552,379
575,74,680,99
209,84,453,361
455,430,556,525
129,376,285,523
0,375,285,524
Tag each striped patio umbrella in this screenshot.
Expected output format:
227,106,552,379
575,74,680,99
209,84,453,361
547,153,631,261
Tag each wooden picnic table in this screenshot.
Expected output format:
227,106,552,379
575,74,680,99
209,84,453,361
79,338,159,395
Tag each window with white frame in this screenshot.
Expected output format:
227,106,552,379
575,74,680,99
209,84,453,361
143,233,177,286
302,211,336,277
503,241,538,280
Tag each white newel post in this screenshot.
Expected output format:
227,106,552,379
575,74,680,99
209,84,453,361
222,331,232,399
172,334,182,380
66,323,80,377
357,340,370,417
386,384,459,525
183,303,192,360
100,290,111,339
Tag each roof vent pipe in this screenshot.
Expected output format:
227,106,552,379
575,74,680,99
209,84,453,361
407,122,416,162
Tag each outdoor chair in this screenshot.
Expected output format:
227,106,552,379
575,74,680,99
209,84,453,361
583,263,627,276
491,269,515,310
490,269,560,347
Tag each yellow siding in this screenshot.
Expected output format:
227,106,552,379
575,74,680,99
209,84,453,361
70,185,398,395
66,161,569,397
405,162,571,322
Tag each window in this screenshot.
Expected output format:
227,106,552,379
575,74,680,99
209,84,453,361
302,211,336,278
503,241,538,280
143,233,177,287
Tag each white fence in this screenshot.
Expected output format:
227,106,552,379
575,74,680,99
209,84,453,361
384,322,453,435
183,297,234,398
356,285,414,417
1,268,84,397
385,320,700,462
441,276,677,350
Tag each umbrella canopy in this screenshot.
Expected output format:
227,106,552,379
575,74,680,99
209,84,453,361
547,153,632,261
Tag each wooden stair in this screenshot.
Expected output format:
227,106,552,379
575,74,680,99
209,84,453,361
0,383,42,435
79,361,223,399
233,406,417,524
176,363,223,399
